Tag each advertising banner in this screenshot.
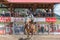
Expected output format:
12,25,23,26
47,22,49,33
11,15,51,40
0,17,56,23
7,0,60,3
14,17,25,22
13,17,45,22
46,17,56,22
0,17,11,22
34,18,45,22
0,30,5,34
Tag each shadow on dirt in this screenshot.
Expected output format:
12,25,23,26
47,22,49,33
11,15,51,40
19,37,31,40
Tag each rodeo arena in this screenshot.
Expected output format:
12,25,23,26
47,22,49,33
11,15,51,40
0,0,60,40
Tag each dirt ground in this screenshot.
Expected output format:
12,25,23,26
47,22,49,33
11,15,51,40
0,34,60,40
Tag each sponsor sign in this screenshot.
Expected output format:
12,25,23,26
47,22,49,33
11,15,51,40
46,17,56,22
0,17,55,22
0,30,5,34
14,17,25,22
34,18,45,22
0,17,11,22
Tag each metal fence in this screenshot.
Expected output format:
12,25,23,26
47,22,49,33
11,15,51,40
5,24,60,35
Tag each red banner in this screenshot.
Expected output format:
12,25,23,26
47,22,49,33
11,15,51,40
46,17,56,22
0,17,11,22
7,0,60,3
0,30,5,34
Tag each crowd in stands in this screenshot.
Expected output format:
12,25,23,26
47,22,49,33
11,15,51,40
0,9,54,17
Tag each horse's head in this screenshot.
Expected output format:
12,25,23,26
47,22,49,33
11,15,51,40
26,18,31,23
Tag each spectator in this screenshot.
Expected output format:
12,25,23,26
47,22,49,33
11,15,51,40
5,13,10,17
41,25,44,33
